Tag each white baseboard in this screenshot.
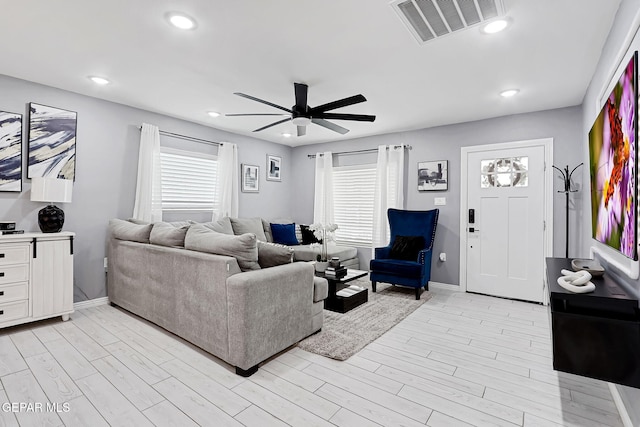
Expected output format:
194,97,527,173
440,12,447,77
430,281,460,291
609,383,633,427
73,297,110,310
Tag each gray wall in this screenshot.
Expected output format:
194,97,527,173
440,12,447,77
291,106,584,285
581,0,640,423
0,74,293,303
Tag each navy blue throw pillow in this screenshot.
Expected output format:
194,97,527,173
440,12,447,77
389,235,425,261
270,223,299,246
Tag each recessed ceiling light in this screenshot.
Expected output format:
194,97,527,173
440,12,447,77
89,76,110,85
166,12,197,30
500,89,519,98
207,111,221,118
482,19,509,34
282,132,292,138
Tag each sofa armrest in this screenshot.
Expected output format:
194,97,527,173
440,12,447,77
313,276,328,302
375,246,392,259
225,262,315,369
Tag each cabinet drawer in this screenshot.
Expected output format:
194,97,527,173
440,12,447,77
0,282,28,303
0,300,29,324
0,245,29,266
0,264,29,285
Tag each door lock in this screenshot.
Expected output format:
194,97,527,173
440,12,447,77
469,227,480,233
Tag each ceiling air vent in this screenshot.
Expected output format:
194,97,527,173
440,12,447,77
391,0,505,44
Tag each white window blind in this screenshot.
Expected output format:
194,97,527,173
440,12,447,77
333,164,376,246
159,147,218,212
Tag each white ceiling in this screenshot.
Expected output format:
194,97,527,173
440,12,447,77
0,0,621,146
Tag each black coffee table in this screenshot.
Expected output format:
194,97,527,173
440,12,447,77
316,269,368,313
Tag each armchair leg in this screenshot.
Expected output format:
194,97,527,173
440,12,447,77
424,283,429,291
415,287,421,300
371,281,377,292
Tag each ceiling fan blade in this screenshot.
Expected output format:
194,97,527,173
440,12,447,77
311,118,349,135
294,83,308,111
297,126,306,137
226,113,289,117
253,117,291,132
315,113,376,122
310,94,366,113
234,92,292,113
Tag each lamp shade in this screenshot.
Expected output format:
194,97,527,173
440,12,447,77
30,177,73,203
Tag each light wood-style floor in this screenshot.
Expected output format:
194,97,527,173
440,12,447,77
0,286,623,427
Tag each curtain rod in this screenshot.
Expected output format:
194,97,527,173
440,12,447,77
307,145,412,158
138,126,221,147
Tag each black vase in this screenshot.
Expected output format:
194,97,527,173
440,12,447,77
38,204,65,233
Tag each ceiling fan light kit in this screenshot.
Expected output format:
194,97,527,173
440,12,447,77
228,82,376,136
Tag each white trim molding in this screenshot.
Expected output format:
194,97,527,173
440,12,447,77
609,383,633,427
73,297,110,311
429,281,461,291
459,138,554,304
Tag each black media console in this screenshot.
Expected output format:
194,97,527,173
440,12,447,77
546,257,640,388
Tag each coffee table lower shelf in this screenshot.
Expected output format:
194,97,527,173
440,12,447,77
324,288,368,313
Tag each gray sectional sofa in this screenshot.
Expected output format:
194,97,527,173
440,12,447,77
107,218,328,376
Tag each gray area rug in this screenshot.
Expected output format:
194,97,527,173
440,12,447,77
297,277,432,360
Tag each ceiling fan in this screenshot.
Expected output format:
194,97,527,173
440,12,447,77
226,83,376,136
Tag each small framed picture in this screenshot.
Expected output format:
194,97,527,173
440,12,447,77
241,164,259,192
418,160,448,191
0,111,23,192
266,154,281,181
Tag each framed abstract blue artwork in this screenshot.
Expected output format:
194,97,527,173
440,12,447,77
28,103,77,180
0,111,23,192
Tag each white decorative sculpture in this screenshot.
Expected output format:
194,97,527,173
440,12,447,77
557,269,595,293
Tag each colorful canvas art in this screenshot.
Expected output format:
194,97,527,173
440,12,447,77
0,111,22,192
28,103,77,180
589,53,637,259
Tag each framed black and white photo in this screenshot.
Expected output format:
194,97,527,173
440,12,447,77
266,154,281,181
0,111,23,192
28,103,77,180
242,164,259,192
418,160,448,191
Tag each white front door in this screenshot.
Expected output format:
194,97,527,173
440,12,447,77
463,141,550,303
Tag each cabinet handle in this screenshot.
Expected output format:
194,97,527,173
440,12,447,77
0,310,3,315
0,291,3,296
0,254,5,258
0,272,4,277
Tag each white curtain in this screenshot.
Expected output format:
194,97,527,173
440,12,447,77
132,123,163,222
372,145,405,251
214,142,239,219
313,151,334,224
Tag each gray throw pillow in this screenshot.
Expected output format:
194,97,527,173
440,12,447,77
230,217,267,241
202,217,234,235
257,241,293,268
185,224,260,271
127,218,150,225
150,222,190,247
262,219,273,243
110,219,153,243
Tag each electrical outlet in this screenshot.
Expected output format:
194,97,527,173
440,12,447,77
439,253,446,262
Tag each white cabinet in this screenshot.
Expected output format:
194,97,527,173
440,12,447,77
0,232,74,328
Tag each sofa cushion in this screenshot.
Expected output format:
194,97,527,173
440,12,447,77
292,244,357,262
185,224,260,271
300,224,321,244
390,235,425,261
150,222,190,247
369,259,422,278
202,217,234,235
110,219,153,243
230,217,267,241
270,223,299,246
257,241,293,268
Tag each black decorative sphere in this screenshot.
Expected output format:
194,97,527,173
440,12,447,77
38,204,65,233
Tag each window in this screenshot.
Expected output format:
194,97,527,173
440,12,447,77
159,147,218,212
333,164,376,246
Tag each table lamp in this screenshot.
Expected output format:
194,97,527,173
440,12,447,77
30,177,73,233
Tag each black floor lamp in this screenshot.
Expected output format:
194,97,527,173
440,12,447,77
553,163,583,258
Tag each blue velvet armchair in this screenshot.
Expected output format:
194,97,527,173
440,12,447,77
369,208,439,300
